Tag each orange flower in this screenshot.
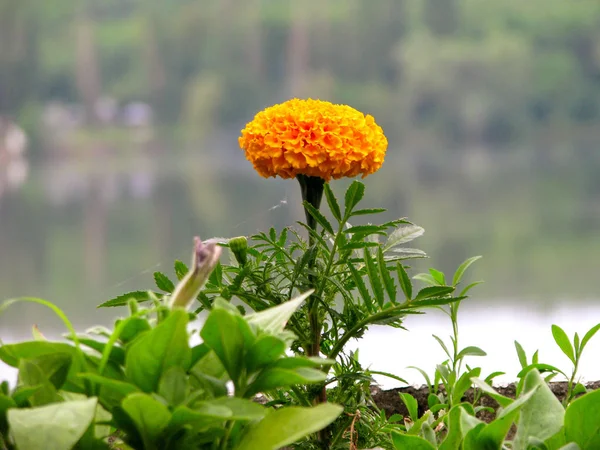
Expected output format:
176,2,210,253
238,99,388,181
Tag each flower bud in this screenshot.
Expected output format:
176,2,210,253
170,237,222,310
229,236,248,266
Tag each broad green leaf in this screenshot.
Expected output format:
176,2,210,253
557,444,582,450
399,393,419,421
154,272,175,293
125,309,191,393
414,286,455,301
8,398,97,450
0,341,78,369
565,388,600,449
452,256,482,286
397,263,413,300
302,201,335,235
514,369,565,449
12,386,43,407
118,317,152,344
475,386,539,448
246,290,312,335
383,225,425,252
168,403,231,431
392,432,436,450
245,335,286,373
210,397,265,421
0,394,16,433
580,322,600,352
235,404,343,450
364,247,384,307
73,336,126,366
78,374,139,408
18,359,61,406
158,366,189,407
21,352,72,390
122,393,172,450
439,406,470,450
517,363,566,379
245,367,326,397
378,247,396,303
515,340,528,368
200,308,249,384
344,181,365,217
456,346,487,360
97,290,161,308
323,183,341,222
551,324,575,364
429,268,445,285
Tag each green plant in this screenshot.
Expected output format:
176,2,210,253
0,265,342,449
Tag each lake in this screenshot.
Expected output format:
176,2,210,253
1,139,599,386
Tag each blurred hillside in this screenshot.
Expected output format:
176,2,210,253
2,0,600,153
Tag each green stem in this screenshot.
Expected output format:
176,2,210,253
218,421,234,450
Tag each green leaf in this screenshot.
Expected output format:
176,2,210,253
452,256,482,286
154,272,175,293
429,268,445,285
235,404,343,450
122,393,172,450
399,393,419,421
378,247,396,303
22,352,72,390
0,341,79,369
200,309,249,384
158,366,189,407
580,322,600,352
432,334,452,360
245,335,287,373
210,396,265,421
439,406,472,450
78,374,139,408
397,263,413,301
452,368,481,405
459,281,484,297
364,247,384,308
470,378,513,408
414,286,454,301
97,290,161,308
383,224,425,252
345,224,386,235
302,200,334,235
246,290,312,335
344,181,365,218
348,262,374,313
513,369,565,448
515,340,528,368
551,324,575,364
245,367,326,397
323,183,342,222
392,432,436,450
8,398,97,450
565,388,600,449
174,260,188,280
413,273,438,286
168,403,231,431
125,309,192,393
456,346,487,360
350,207,386,216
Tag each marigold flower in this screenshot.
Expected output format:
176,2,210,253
238,98,388,181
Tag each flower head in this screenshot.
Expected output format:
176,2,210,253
239,98,388,181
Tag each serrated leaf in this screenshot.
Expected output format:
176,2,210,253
344,181,365,217
323,183,342,222
345,224,386,235
364,247,384,308
302,201,335,235
414,286,454,301
397,263,412,301
174,260,188,280
383,224,424,252
452,256,482,286
97,290,161,308
551,324,575,364
153,272,175,293
378,248,396,303
348,263,373,313
350,208,386,216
